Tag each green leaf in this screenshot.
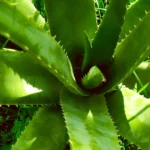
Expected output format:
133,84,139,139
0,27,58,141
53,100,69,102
100,11,150,93
44,0,97,64
81,66,105,89
0,1,86,95
60,88,120,150
105,87,150,150
81,32,92,73
82,0,129,71
12,106,68,150
119,0,150,41
123,61,150,97
138,82,149,95
8,0,48,31
0,49,62,104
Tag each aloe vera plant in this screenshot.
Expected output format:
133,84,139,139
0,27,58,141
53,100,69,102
1,0,150,149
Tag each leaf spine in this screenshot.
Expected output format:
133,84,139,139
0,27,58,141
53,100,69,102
27,16,33,21
23,46,29,51
37,56,41,60
33,11,40,22
48,64,52,69
10,2,18,7
117,42,121,46
145,10,148,14
127,5,130,9
46,30,50,34
66,80,70,84
53,69,58,74
60,75,65,80
3,32,10,38
53,35,56,39
44,22,49,31
58,41,61,45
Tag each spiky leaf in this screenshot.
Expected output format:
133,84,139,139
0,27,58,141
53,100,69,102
44,0,97,64
60,88,120,150
119,0,150,40
12,106,68,150
0,49,62,104
8,0,48,31
100,11,150,93
82,0,128,71
0,1,86,95
106,87,150,149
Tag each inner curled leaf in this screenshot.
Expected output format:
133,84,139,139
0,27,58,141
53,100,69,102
81,66,105,89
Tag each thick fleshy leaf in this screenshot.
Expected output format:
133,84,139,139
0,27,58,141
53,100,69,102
0,1,87,96
105,87,150,149
44,0,97,64
100,11,150,93
12,106,68,150
0,49,62,104
60,88,120,150
7,0,48,31
82,0,128,71
119,0,150,41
